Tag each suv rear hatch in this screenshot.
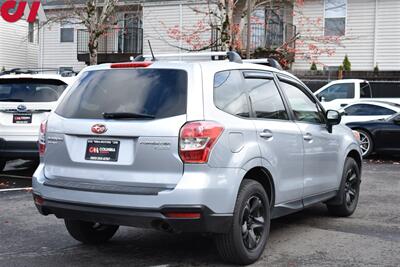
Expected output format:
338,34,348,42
45,68,188,191
0,78,68,140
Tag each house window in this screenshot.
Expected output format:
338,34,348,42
28,22,34,43
60,22,74,42
324,0,346,36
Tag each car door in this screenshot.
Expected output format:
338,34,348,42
375,114,400,151
278,76,341,197
243,71,304,204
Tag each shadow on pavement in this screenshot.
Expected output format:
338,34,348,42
0,159,37,189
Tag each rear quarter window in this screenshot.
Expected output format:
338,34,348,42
213,70,250,118
56,69,187,119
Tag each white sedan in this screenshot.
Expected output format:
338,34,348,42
339,101,400,124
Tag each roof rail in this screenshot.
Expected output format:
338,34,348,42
243,58,283,70
0,68,77,77
135,51,243,63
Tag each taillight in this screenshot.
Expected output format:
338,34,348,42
110,62,152,68
38,120,47,156
179,121,224,164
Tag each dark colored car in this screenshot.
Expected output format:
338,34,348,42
346,113,400,157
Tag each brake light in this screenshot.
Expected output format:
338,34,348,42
110,62,153,68
38,120,47,156
179,121,224,163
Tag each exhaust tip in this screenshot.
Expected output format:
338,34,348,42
152,220,174,233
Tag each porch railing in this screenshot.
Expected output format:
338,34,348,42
211,22,296,53
77,27,143,55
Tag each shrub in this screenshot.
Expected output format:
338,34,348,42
374,64,379,73
310,62,317,71
343,55,351,71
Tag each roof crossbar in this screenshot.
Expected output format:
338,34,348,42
134,51,283,70
136,51,243,63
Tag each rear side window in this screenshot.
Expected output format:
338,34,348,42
0,78,68,102
360,82,372,98
344,104,396,116
56,69,187,119
244,77,288,120
214,70,250,118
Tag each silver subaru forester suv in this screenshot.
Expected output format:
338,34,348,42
33,52,362,265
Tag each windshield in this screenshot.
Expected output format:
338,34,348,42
0,78,68,102
56,69,188,119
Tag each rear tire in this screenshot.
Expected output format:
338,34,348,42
215,179,270,265
64,220,119,244
327,158,360,217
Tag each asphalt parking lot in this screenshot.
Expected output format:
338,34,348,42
0,158,399,267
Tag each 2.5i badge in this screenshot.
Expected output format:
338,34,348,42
85,139,120,162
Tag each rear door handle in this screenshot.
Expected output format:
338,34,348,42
303,133,313,141
259,130,273,139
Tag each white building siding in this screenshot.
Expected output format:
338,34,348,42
0,17,39,69
39,17,86,71
375,0,400,70
142,1,214,55
39,2,213,71
293,0,377,71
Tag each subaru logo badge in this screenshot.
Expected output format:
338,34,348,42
16,104,27,112
91,124,107,134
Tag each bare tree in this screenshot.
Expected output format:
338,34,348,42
44,0,124,65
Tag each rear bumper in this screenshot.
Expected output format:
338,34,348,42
0,138,38,159
34,195,232,233
33,164,245,214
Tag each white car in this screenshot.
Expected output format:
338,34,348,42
0,70,76,171
339,101,400,124
314,79,400,110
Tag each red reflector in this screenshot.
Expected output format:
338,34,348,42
164,212,201,219
33,195,44,206
110,62,152,68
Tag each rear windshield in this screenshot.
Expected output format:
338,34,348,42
0,78,68,102
56,69,187,119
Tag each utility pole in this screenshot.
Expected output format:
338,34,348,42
246,0,253,59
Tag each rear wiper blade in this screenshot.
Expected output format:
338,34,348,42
102,112,155,119
0,98,25,102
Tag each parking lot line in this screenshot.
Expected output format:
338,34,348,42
0,187,32,192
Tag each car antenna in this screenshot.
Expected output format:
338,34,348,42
148,40,156,61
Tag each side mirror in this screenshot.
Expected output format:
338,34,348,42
393,117,400,125
326,110,341,133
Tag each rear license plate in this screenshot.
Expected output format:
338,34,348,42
13,113,32,124
85,139,120,162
